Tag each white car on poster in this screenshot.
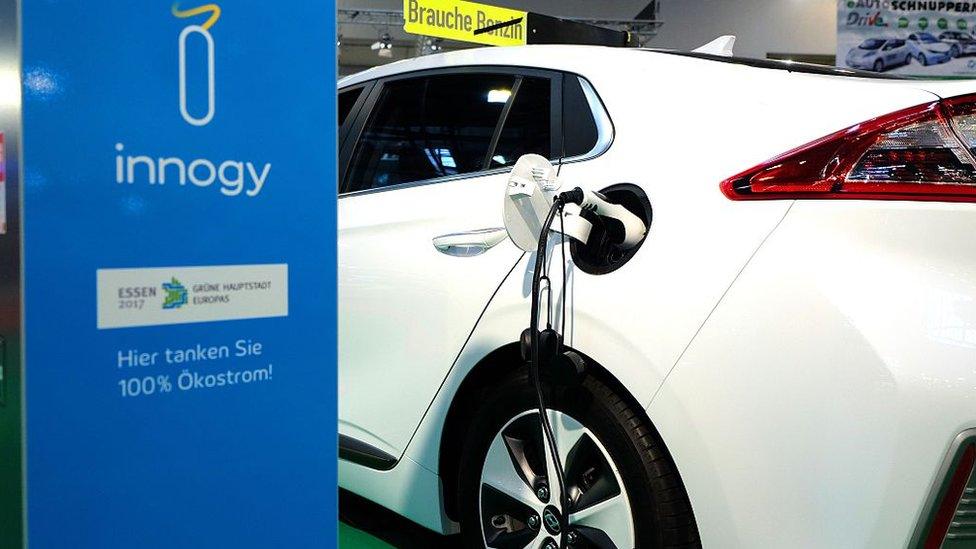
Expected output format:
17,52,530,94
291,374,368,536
845,37,912,71
338,42,976,548
938,30,976,57
907,32,953,66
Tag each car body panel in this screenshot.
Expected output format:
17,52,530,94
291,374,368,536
339,173,525,457
650,200,976,547
339,452,458,533
337,45,971,545
908,78,976,99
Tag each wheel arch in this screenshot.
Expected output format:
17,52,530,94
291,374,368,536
439,342,522,521
437,341,690,523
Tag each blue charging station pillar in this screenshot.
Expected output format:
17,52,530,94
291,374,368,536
5,2,337,547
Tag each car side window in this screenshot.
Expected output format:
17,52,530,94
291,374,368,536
338,88,363,128
346,73,516,191
489,76,552,168
562,76,600,159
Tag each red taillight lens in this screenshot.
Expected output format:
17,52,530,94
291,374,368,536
924,443,975,549
722,94,976,202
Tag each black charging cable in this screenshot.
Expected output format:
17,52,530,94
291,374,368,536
527,189,585,548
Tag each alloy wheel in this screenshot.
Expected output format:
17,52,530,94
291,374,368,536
478,410,636,549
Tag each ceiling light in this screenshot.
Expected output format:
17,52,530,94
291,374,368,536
371,33,393,57
487,89,511,103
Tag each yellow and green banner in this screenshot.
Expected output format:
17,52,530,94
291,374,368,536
403,0,527,46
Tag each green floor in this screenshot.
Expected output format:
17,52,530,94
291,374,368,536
339,522,396,548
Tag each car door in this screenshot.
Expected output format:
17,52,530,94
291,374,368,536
896,40,912,64
962,33,975,53
895,39,910,63
940,33,957,55
337,68,565,462
882,40,897,65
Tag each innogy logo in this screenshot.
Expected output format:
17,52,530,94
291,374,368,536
172,3,220,126
110,3,272,199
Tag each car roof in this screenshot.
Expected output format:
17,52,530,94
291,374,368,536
338,44,615,88
337,44,894,88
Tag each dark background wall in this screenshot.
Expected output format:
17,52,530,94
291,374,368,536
0,0,22,546
336,0,838,76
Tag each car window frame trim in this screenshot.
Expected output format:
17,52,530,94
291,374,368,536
338,80,382,192
338,82,373,150
481,75,523,170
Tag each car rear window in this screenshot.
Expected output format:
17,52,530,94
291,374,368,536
561,76,600,159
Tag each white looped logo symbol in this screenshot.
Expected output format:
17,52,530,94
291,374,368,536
173,3,220,127
178,25,215,126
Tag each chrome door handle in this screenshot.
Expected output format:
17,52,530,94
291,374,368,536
432,227,508,257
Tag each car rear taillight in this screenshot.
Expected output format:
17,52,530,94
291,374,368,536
722,94,976,202
923,442,975,549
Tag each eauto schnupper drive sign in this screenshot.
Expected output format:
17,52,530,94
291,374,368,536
838,0,976,76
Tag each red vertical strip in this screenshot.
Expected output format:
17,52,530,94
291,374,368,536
925,444,976,549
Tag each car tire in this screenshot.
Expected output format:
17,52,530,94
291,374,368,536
952,45,961,58
873,59,884,72
920,54,929,66
457,366,701,549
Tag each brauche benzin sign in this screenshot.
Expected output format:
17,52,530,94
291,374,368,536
402,0,527,46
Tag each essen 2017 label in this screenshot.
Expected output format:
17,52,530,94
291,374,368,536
97,263,288,329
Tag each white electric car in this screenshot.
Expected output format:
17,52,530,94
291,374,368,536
939,31,976,57
338,44,976,548
845,37,912,72
907,32,953,66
